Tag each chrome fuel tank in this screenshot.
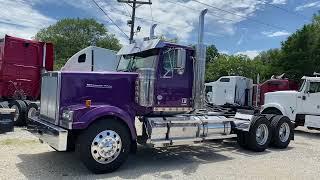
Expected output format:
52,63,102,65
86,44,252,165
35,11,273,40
144,115,233,146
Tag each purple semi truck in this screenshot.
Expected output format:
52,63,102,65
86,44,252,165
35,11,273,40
27,10,294,174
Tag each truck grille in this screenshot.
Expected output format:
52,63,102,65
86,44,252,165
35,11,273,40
40,72,61,125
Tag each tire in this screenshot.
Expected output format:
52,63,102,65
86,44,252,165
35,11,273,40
0,102,9,108
9,100,27,126
236,131,248,149
25,102,39,123
264,114,276,122
270,115,293,149
76,119,131,174
247,116,272,152
23,100,31,107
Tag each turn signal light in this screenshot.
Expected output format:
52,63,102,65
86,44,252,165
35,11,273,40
85,100,92,108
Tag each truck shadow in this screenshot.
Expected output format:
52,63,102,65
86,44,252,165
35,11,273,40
294,129,320,139
16,139,272,179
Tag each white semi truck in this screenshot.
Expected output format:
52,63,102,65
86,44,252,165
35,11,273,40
262,74,320,129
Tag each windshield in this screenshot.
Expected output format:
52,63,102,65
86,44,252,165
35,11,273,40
117,49,158,72
298,80,306,92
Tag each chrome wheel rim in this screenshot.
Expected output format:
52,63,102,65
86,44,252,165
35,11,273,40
27,107,37,119
279,122,290,142
91,130,122,164
256,124,269,145
11,105,19,122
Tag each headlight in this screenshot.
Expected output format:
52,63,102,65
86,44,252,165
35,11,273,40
62,110,74,121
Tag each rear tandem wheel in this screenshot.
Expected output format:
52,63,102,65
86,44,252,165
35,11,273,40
237,116,272,152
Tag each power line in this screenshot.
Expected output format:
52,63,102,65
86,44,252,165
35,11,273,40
92,0,130,38
192,0,290,31
105,4,226,37
264,2,309,21
117,0,152,44
95,1,225,41
121,3,131,17
164,0,236,23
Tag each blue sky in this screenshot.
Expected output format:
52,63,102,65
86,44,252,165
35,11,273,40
0,0,319,58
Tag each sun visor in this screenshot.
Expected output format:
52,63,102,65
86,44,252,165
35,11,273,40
117,39,165,55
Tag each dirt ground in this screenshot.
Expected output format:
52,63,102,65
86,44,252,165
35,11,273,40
0,127,320,180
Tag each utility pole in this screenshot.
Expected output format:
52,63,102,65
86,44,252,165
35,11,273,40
117,0,152,44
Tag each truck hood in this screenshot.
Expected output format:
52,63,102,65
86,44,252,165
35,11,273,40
266,90,299,96
264,90,299,105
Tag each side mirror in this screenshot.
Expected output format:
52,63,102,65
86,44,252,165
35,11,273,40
176,48,186,75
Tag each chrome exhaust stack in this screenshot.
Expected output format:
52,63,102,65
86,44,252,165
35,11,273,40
193,9,208,110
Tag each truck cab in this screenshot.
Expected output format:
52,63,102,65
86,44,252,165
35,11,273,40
262,76,320,128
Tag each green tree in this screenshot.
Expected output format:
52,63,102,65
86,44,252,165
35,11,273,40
278,13,320,80
206,45,219,64
205,53,269,83
35,18,122,70
253,48,283,80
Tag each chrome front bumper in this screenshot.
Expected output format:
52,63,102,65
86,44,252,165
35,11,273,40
27,116,68,151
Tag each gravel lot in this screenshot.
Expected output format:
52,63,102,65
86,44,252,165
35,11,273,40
1,127,320,180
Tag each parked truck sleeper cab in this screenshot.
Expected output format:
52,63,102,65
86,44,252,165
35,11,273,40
27,10,293,174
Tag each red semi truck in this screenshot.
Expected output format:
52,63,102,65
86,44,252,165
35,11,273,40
253,79,299,107
0,35,54,125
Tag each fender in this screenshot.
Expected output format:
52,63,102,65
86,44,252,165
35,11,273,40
72,105,137,140
261,103,286,114
261,103,294,120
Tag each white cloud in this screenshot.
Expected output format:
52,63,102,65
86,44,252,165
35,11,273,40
235,50,261,59
220,50,230,54
295,1,320,11
0,0,266,45
270,0,287,5
45,0,264,45
262,30,291,37
0,0,55,39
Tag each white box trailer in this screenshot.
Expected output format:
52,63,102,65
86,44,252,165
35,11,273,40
61,46,119,72
206,76,253,107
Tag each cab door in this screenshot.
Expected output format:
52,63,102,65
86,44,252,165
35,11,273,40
154,47,193,109
301,81,320,115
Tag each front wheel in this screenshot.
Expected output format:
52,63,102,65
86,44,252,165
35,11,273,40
76,119,131,174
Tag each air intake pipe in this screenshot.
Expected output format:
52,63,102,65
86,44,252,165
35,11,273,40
193,9,208,110
150,24,157,39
